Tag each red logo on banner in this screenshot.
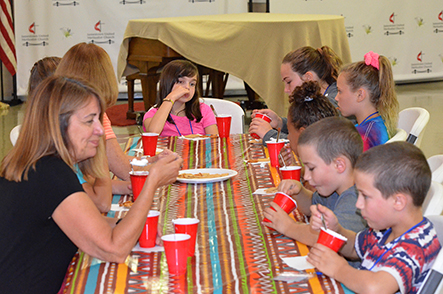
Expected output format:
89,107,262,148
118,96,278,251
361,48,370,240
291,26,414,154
94,21,101,32
29,22,35,34
389,13,395,24
417,51,422,62
439,11,443,21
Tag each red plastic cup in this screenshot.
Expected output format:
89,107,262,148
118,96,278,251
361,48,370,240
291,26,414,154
161,233,191,275
266,141,285,167
263,192,297,223
129,171,149,201
317,228,348,252
141,132,159,156
216,115,232,138
251,113,272,139
138,210,160,248
280,166,302,181
173,218,200,256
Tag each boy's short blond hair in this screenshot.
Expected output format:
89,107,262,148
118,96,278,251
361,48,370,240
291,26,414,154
298,117,363,167
355,141,431,206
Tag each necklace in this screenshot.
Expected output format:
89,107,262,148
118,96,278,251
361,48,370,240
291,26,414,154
169,114,193,137
359,111,379,125
323,84,331,96
368,218,425,271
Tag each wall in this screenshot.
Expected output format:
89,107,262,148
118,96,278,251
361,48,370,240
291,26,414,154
271,0,443,83
13,0,246,96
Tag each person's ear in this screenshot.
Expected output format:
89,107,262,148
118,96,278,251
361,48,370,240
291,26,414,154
303,71,314,81
334,157,347,173
392,193,407,211
356,88,366,102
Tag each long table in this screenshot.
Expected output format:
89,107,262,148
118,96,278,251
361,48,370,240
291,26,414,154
59,135,346,293
117,13,352,117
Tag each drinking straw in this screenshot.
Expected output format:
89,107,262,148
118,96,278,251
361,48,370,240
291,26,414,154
210,105,218,117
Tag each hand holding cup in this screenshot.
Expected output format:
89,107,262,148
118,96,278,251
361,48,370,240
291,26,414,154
251,109,281,129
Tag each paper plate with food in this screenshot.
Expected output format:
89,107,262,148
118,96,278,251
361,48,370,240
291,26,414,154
177,168,237,183
179,134,212,141
253,187,278,195
244,158,270,165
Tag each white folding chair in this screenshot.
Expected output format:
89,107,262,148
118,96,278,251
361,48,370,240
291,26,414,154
417,215,443,294
201,97,245,134
398,107,430,146
428,155,443,184
9,125,21,146
386,128,408,143
423,181,443,217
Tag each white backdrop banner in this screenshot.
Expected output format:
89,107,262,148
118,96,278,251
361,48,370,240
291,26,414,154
14,0,246,96
271,1,443,83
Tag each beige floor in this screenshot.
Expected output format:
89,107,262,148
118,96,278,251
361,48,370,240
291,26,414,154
1,80,443,160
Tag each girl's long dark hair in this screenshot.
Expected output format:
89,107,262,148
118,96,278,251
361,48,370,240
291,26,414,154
157,60,202,124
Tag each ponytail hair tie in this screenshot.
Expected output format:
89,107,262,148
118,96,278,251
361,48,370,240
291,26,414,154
364,51,380,70
304,96,313,102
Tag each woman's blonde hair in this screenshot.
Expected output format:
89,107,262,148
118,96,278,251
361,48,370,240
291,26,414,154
55,43,118,108
0,75,107,182
340,55,399,138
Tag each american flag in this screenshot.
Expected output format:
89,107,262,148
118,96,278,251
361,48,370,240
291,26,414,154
0,0,16,76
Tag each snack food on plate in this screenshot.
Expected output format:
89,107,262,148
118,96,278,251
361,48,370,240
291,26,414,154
178,172,230,179
119,200,134,208
247,158,269,163
264,187,278,194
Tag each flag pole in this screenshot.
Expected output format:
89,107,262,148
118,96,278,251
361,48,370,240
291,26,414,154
5,0,22,106
1,60,4,102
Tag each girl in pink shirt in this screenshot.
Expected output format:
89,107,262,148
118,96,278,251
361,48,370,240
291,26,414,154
143,60,218,137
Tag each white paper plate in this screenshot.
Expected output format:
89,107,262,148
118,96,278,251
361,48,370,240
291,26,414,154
177,168,237,183
132,147,163,155
179,135,211,141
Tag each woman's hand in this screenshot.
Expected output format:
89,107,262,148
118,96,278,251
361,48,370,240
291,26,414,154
147,149,174,164
251,109,282,129
148,152,183,187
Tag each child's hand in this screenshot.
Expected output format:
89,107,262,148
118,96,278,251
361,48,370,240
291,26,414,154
307,243,348,279
279,144,296,166
262,202,296,235
248,118,273,139
278,179,303,196
167,83,191,102
309,204,339,232
251,109,281,129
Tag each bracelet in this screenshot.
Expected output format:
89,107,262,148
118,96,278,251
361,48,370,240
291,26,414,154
116,218,123,225
163,98,174,106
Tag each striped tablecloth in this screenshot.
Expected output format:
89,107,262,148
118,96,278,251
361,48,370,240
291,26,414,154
59,134,346,294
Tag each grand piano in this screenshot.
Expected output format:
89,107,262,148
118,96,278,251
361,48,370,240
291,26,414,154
125,38,236,119
117,14,351,119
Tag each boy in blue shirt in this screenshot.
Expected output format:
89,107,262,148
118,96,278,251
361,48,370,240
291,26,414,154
308,142,441,293
264,117,367,247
